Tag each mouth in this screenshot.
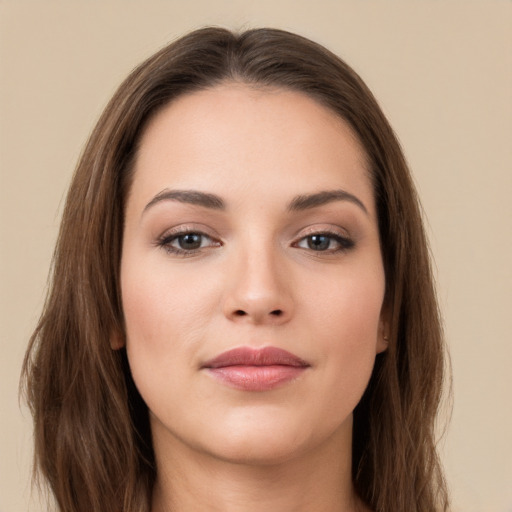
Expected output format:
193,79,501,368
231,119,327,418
201,346,310,392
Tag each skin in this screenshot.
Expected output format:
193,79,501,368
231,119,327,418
120,84,386,512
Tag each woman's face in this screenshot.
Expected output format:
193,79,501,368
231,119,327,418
120,84,387,465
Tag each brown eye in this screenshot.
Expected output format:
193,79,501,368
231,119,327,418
307,235,331,251
175,233,203,250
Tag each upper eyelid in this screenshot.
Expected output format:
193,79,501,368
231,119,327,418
158,224,219,239
292,224,351,239
165,231,214,242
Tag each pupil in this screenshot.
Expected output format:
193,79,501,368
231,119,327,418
308,235,330,251
179,233,202,249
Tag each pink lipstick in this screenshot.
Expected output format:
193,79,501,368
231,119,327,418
201,346,310,391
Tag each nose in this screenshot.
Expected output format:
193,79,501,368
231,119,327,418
222,244,294,326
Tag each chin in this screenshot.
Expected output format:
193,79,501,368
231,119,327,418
194,410,351,467
206,434,311,466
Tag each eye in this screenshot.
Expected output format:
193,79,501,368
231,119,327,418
295,233,354,252
173,233,207,250
157,230,220,256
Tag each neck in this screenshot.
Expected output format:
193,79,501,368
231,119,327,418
151,417,367,512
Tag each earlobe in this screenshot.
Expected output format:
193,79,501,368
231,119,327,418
376,313,390,354
110,329,125,350
376,332,389,354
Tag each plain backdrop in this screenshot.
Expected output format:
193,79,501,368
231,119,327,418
1,1,511,511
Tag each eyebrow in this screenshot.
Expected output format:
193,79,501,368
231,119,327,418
143,188,367,216
143,189,225,214
287,190,368,214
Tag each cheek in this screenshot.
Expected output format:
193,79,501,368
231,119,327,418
306,262,384,339
121,257,218,346
120,258,220,399
303,264,384,390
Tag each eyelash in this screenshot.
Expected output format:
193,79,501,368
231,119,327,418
293,232,354,253
156,230,220,257
156,229,354,257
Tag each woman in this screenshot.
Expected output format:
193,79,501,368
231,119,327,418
22,27,450,512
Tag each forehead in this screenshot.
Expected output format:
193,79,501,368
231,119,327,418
130,83,374,215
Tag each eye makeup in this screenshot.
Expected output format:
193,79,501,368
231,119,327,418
154,225,355,258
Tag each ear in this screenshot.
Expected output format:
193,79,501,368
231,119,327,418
110,329,125,350
376,308,390,354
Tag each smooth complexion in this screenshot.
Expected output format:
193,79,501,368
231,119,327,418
120,84,387,512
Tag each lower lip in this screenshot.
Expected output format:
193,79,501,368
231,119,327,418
205,365,307,391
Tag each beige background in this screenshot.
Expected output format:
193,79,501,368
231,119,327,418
1,1,511,511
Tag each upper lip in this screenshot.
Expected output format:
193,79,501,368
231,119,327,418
202,346,310,369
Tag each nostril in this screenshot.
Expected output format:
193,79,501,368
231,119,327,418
234,310,247,316
270,309,283,316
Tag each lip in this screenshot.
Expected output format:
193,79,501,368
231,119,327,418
201,346,310,392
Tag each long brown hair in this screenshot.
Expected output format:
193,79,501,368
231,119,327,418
22,27,450,512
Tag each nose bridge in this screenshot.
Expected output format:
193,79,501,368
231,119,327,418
223,230,293,324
